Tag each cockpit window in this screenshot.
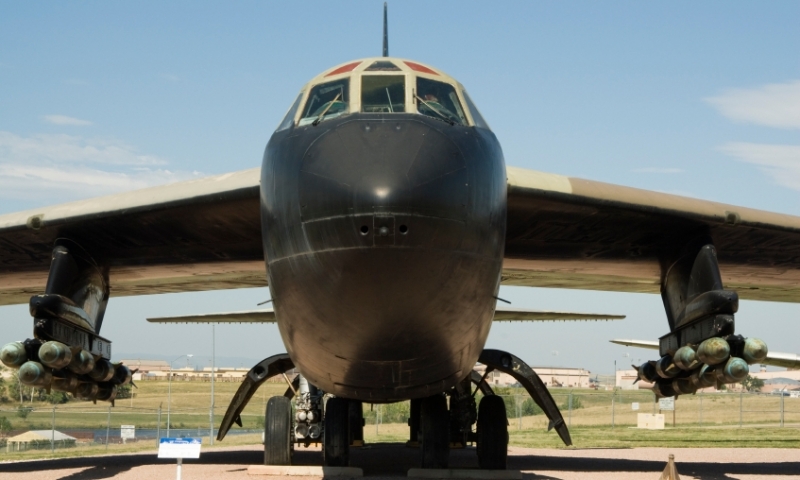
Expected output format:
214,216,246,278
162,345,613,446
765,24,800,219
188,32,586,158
361,75,406,113
462,90,490,129
276,92,303,131
299,79,350,126
415,78,467,126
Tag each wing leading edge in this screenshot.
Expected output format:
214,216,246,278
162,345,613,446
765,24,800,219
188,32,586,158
504,166,800,302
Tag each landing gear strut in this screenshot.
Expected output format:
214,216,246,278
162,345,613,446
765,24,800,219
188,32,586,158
419,394,449,468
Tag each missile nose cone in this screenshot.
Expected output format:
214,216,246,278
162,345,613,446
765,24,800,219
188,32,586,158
716,356,749,383
697,337,730,366
39,341,72,369
742,338,768,364
19,361,52,387
673,345,698,371
1,342,28,368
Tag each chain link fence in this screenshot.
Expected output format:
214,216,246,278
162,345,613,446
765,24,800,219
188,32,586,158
1,388,797,456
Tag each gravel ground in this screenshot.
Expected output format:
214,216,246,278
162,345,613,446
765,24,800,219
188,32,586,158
1,443,799,480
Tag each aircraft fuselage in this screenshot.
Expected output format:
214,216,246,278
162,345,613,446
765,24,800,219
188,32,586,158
261,113,506,401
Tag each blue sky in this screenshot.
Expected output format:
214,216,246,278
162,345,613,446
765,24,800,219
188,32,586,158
1,2,799,373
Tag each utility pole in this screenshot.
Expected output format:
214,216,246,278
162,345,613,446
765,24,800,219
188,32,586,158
210,325,215,445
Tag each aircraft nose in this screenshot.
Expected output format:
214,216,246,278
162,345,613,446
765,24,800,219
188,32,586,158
298,118,468,226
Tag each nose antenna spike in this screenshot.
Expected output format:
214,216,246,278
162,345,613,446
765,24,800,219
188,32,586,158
382,2,389,57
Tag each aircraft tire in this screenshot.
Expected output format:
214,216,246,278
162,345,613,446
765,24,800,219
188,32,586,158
348,400,364,446
264,396,292,465
476,395,508,470
324,397,350,466
420,394,449,468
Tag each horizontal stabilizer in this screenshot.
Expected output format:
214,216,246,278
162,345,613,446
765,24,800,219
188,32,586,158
147,307,624,324
610,338,800,369
494,306,624,321
147,309,275,324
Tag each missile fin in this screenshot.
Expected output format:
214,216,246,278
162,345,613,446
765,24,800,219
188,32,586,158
234,415,243,428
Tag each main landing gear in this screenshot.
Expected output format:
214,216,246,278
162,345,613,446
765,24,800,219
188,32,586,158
219,348,569,470
407,348,571,470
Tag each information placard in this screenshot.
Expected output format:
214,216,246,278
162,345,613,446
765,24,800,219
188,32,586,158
121,425,135,440
631,402,640,411
158,438,202,459
658,397,675,411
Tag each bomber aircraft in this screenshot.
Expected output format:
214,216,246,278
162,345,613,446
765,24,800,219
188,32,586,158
2,5,800,471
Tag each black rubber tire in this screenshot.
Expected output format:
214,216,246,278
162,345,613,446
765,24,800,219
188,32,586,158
420,394,449,468
476,395,508,470
348,400,364,446
408,398,421,444
264,396,292,465
324,397,350,466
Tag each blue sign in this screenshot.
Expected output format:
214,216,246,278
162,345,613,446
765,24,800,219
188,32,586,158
158,437,202,458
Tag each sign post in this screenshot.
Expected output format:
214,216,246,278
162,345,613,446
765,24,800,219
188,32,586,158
121,425,135,444
158,438,201,480
659,396,676,427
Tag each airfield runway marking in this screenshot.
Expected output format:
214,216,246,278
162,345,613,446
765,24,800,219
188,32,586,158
1,444,799,479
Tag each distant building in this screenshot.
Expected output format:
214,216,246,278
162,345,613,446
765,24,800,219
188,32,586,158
6,430,76,452
474,364,591,388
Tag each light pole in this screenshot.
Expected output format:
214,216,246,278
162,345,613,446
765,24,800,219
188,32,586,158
167,353,193,437
210,325,215,445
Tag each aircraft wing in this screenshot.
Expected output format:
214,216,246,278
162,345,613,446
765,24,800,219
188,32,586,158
504,166,800,302
145,306,624,324
610,338,800,370
0,168,264,306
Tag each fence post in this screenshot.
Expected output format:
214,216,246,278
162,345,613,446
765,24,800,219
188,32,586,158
210,406,214,445
105,405,111,451
611,390,615,428
699,392,703,426
739,391,743,428
51,406,55,454
780,393,785,427
568,391,573,428
157,404,162,447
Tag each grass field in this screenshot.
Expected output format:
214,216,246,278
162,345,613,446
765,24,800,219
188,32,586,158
1,383,799,462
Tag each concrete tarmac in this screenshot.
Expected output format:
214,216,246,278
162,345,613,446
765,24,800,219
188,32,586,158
1,443,799,479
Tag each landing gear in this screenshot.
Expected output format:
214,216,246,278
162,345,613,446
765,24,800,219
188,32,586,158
324,397,350,466
420,394,449,468
349,400,364,447
476,395,508,469
264,396,292,465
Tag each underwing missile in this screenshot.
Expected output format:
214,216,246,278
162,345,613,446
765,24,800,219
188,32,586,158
673,345,699,371
68,349,95,375
88,358,114,382
76,382,99,400
742,338,768,365
633,361,659,383
655,355,680,378
715,356,749,383
690,364,717,388
696,337,730,366
96,383,117,402
0,341,28,368
38,341,72,370
111,364,132,386
671,377,697,395
52,371,79,393
18,361,52,387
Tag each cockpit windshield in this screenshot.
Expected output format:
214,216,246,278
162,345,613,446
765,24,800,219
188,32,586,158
415,78,467,126
361,75,406,113
299,79,349,126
